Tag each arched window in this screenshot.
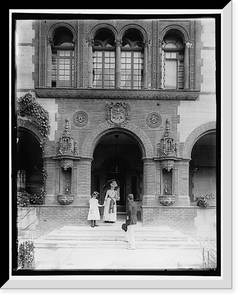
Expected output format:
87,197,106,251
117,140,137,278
93,30,115,89
51,27,75,87
161,31,184,90
121,29,144,89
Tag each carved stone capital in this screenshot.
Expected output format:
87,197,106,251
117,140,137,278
87,38,94,47
143,40,149,47
185,41,193,48
46,37,53,46
115,39,122,47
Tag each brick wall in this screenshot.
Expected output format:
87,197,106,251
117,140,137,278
17,205,215,241
142,206,198,237
142,206,216,240
52,99,180,158
35,205,89,238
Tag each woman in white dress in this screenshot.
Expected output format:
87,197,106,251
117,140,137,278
103,180,120,223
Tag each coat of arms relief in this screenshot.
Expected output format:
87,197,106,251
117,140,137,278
106,102,131,126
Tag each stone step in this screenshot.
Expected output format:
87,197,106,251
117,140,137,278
59,225,176,232
34,225,200,250
43,230,188,241
34,239,200,250
59,236,185,241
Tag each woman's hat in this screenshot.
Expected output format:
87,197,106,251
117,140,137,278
110,180,118,187
103,179,119,190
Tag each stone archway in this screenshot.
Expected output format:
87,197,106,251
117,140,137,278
92,130,143,215
189,131,217,203
17,126,44,196
78,122,156,207
182,121,216,159
17,118,46,146
81,121,154,159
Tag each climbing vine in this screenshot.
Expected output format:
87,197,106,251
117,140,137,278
17,93,50,138
17,93,49,206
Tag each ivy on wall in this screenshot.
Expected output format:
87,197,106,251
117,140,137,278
17,93,50,138
17,93,49,206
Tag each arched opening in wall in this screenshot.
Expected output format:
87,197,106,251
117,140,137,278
17,129,43,196
51,26,75,87
93,28,115,89
161,29,185,90
121,28,144,89
189,132,216,205
92,130,143,218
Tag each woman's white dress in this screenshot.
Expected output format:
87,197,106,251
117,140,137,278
103,189,118,222
87,197,101,220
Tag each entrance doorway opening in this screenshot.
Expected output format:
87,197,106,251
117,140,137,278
189,132,216,203
17,129,44,195
92,130,143,214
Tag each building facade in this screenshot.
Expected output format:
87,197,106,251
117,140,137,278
15,18,217,234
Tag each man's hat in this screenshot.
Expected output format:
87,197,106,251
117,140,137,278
121,223,127,232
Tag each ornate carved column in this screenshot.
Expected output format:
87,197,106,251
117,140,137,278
87,38,94,88
160,40,165,89
46,37,53,87
143,40,148,89
184,41,192,90
115,39,122,89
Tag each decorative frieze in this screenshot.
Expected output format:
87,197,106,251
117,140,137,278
35,87,200,100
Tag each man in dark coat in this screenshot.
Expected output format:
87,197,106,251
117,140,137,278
125,193,137,250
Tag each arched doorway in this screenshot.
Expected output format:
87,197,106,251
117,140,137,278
189,132,216,203
17,129,44,196
91,130,143,214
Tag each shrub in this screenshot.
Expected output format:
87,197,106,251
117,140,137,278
18,240,35,269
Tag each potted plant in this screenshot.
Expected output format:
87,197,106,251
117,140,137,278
196,194,215,208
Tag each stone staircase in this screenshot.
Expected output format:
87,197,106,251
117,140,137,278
34,222,200,251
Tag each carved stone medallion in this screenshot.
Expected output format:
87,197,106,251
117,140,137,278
73,111,88,127
146,112,162,128
106,102,130,126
